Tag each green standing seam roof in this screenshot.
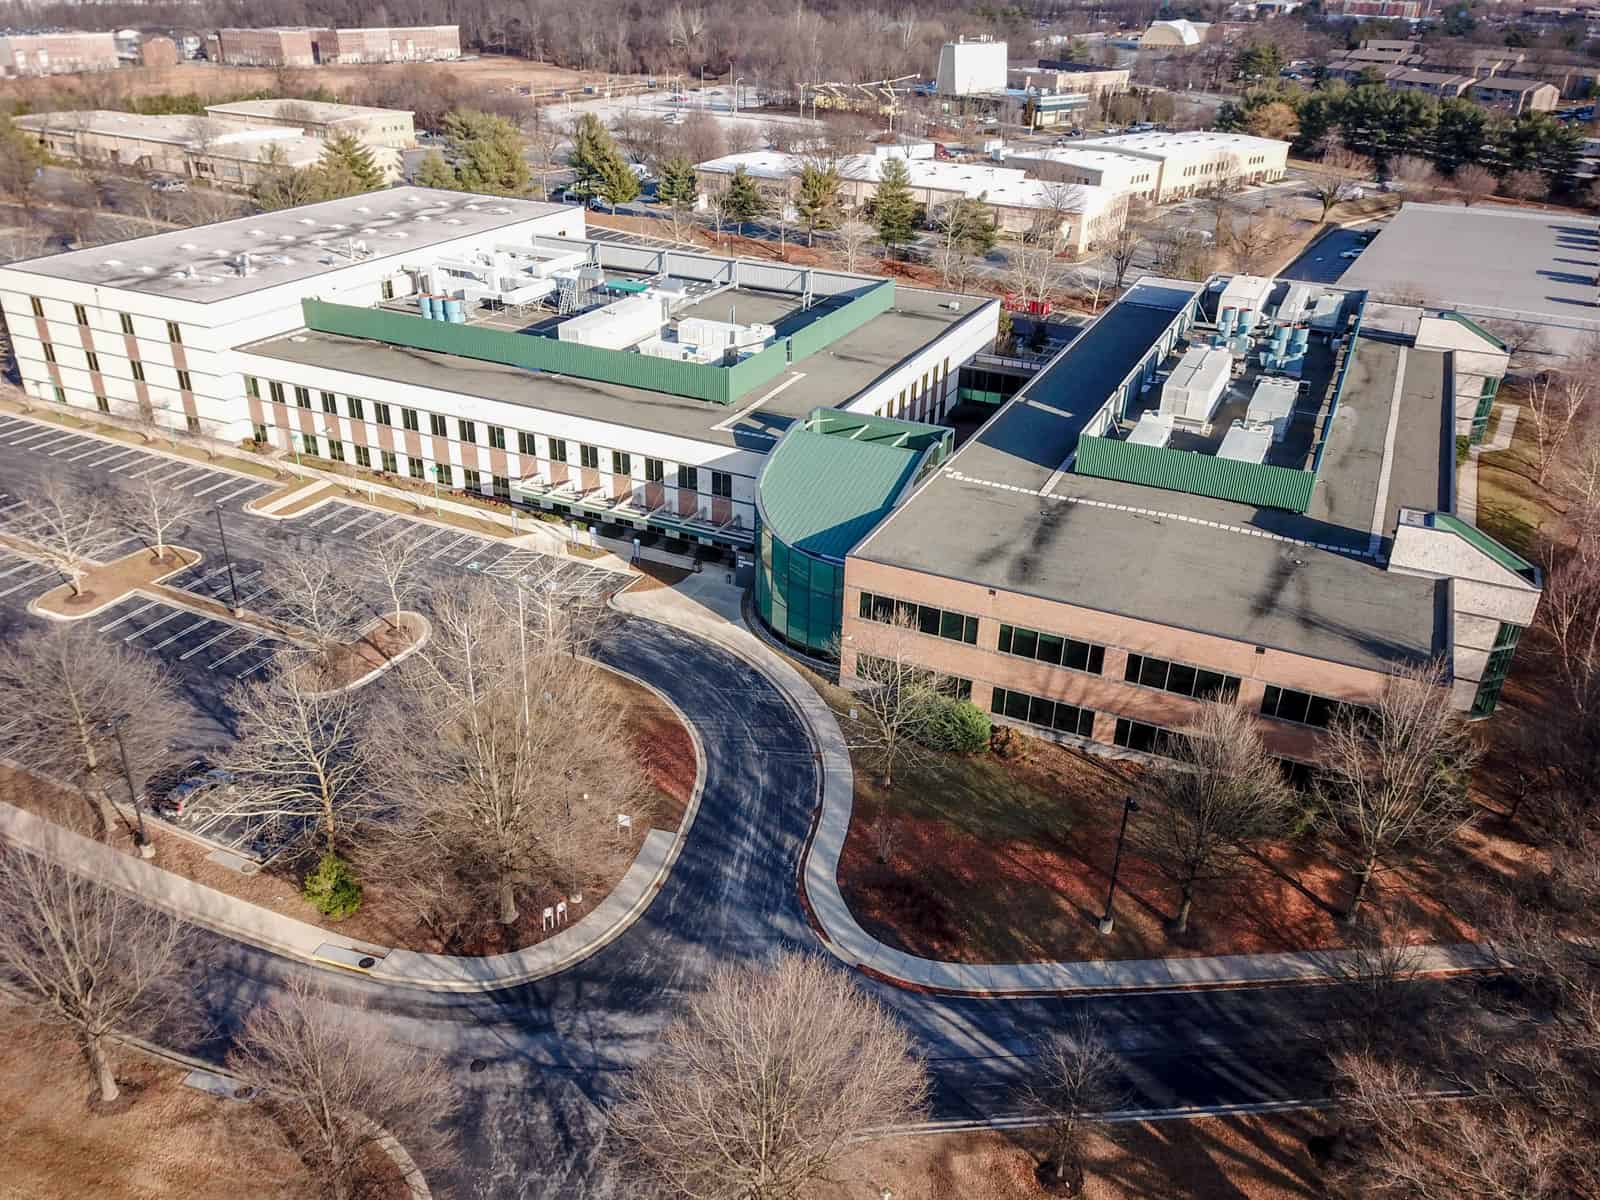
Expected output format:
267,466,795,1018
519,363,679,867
1440,310,1509,352
1429,512,1539,582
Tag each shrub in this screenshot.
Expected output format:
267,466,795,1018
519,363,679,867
918,695,992,754
302,851,363,919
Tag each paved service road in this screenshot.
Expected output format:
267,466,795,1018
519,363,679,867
1278,223,1385,286
0,417,1416,1198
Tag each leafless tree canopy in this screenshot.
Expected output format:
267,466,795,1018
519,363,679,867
0,850,196,1103
0,623,188,841
835,218,876,273
1025,1014,1125,1195
264,547,372,652
1317,661,1478,920
611,953,929,1200
359,531,430,627
227,977,460,1200
849,612,940,788
120,474,206,563
367,580,649,934
1453,163,1500,207
1139,702,1296,934
19,478,124,596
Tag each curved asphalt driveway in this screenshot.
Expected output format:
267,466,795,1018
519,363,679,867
0,428,1389,1197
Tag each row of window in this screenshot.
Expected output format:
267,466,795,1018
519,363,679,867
997,623,1106,675
30,298,181,345
990,686,1096,738
1123,653,1241,703
40,341,195,394
855,652,972,701
857,591,980,645
248,377,734,496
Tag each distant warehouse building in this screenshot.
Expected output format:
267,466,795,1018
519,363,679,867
1008,130,1289,204
212,28,317,67
0,32,119,77
823,275,1541,763
211,26,460,67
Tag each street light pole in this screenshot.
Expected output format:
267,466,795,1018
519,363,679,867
430,466,442,516
1097,795,1140,935
103,715,153,859
214,504,241,614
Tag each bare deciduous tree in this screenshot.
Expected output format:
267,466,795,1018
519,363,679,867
1452,163,1500,208
228,977,459,1200
1524,367,1590,485
194,668,378,859
359,531,429,628
1107,205,1148,288
1140,702,1295,934
0,623,187,841
0,850,195,1103
849,611,939,788
1387,153,1442,195
1025,1014,1124,1196
371,580,649,930
836,216,875,273
264,547,371,653
611,953,929,1199
1306,143,1374,221
1318,661,1478,921
21,478,124,597
121,474,205,563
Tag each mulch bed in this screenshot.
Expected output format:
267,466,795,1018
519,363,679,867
27,546,200,617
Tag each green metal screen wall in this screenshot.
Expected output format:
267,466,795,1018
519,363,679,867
1075,435,1317,512
787,281,896,360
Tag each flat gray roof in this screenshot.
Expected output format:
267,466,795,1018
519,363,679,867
1,187,564,303
1340,203,1600,354
854,289,1454,673
241,285,983,451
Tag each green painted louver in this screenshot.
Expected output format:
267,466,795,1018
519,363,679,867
1429,512,1538,582
1075,435,1317,513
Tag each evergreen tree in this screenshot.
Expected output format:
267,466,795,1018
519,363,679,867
794,162,842,245
597,153,641,209
722,165,768,236
568,112,632,202
1435,98,1489,173
313,129,386,197
872,156,920,258
442,110,529,196
252,143,321,211
415,149,457,190
657,155,699,211
0,114,45,202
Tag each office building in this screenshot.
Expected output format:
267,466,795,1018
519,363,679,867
1008,131,1289,204
0,32,118,77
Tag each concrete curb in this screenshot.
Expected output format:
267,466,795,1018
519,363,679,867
0,659,707,993
24,545,204,624
308,611,432,698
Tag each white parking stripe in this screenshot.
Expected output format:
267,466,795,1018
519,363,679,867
168,467,213,486
10,428,64,446
353,515,402,542
307,507,349,527
94,447,143,468
99,600,160,631
455,541,494,566
430,535,470,559
125,461,170,480
213,481,263,506
151,618,211,651
190,476,239,498
106,452,158,473
123,608,187,641
65,443,117,463
209,638,266,669
0,572,49,598
232,652,280,679
0,418,29,432
31,433,80,451
0,559,37,580
178,627,235,659
328,512,375,535
49,436,92,456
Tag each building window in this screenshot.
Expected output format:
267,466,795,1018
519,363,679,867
517,431,536,456
1113,717,1180,757
380,449,397,473
487,425,505,450
353,445,371,468
85,350,100,373
991,687,1096,737
402,407,420,432
300,433,319,457
320,390,337,414
998,624,1105,674
1470,623,1524,718
645,457,664,484
52,385,66,403
580,444,599,470
95,394,110,413
372,400,391,425
381,278,395,300
42,342,55,364
186,416,201,435
458,418,476,443
678,464,698,491
859,654,971,700
73,303,88,326
463,467,481,490
612,450,631,476
131,360,146,383
493,474,511,500
435,463,453,487
245,376,260,399
294,386,311,408
30,297,43,318
408,456,424,479
550,438,568,463
177,369,193,392
347,396,365,421
166,321,182,345
1260,685,1362,729
429,413,447,438
711,470,733,498
119,312,133,335
858,591,979,644
268,381,285,405
1123,653,1240,703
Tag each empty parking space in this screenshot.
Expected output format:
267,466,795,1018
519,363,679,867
0,548,60,599
99,596,288,681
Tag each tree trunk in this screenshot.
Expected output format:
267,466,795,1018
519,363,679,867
69,572,84,597
1346,855,1377,922
88,1035,119,1103
498,874,519,926
1174,888,1194,935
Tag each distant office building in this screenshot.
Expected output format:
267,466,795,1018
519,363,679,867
1330,0,1427,19
1009,131,1289,205
203,98,413,180
1018,62,1131,100
0,32,119,77
214,28,316,67
936,36,1009,96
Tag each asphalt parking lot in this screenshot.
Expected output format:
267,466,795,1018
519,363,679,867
1277,224,1384,286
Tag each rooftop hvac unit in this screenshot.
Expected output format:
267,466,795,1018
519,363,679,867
1159,345,1231,424
1217,420,1272,465
1127,410,1175,448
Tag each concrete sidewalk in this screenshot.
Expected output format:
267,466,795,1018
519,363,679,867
622,577,1508,996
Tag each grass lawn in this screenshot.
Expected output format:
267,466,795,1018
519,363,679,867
805,1112,1330,1200
1474,398,1562,560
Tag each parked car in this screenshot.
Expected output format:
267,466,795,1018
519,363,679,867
159,767,235,817
1340,248,1363,260
149,178,187,193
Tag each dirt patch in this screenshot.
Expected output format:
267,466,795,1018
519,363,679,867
294,612,426,692
806,1113,1328,1200
837,727,1489,964
25,546,200,618
0,1028,317,1200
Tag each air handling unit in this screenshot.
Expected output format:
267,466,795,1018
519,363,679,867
1159,345,1231,425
